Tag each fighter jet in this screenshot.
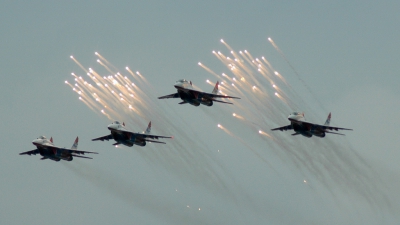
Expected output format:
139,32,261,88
20,136,98,161
92,121,172,147
271,112,352,138
158,79,240,106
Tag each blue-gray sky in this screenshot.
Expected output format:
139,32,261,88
1,1,399,224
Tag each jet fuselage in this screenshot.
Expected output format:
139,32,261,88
288,112,325,138
32,137,73,161
107,123,146,147
174,80,213,106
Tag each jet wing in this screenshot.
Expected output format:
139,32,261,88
19,149,40,155
158,93,180,99
204,93,240,99
176,86,240,99
271,125,293,131
124,130,172,140
321,125,352,131
302,122,353,132
138,133,172,140
68,149,98,155
60,148,99,155
92,134,113,141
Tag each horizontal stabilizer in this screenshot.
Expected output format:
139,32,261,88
178,101,187,104
291,133,300,136
325,131,345,136
71,154,93,159
213,99,233,104
144,139,166,144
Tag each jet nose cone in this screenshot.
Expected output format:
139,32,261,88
174,83,183,88
107,124,116,130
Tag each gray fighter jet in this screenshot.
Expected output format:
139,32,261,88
92,121,172,147
20,136,98,161
271,112,352,138
158,79,240,106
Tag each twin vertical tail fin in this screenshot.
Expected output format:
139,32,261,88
145,121,151,134
71,137,79,150
50,137,53,143
324,113,331,126
212,81,219,94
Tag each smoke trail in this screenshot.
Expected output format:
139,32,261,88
66,43,392,219
67,53,245,200
267,37,327,112
196,39,391,211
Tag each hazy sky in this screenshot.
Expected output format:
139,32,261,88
1,1,399,224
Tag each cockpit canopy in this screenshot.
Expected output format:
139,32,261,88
113,121,120,125
176,79,188,83
38,136,46,139
291,112,303,116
